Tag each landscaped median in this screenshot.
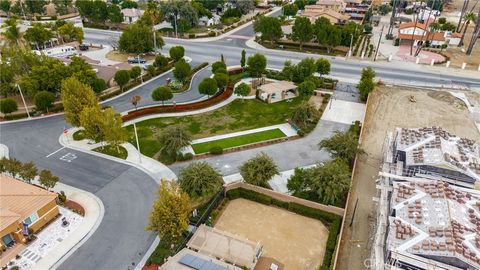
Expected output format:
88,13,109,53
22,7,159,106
191,128,287,154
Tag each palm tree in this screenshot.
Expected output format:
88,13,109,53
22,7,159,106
1,16,23,47
466,10,480,55
459,12,477,47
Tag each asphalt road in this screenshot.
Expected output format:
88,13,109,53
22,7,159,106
2,12,480,270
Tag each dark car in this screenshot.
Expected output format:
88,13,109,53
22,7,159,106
79,44,89,51
128,57,147,64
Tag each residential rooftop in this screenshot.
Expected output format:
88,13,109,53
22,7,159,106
387,179,480,269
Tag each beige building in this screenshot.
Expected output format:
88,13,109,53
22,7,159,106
258,81,298,103
301,0,350,24
0,175,59,263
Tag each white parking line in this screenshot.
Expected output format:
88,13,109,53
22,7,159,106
45,147,65,158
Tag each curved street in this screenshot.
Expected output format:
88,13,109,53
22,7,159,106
2,13,480,269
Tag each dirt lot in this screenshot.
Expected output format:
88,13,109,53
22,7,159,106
214,198,329,270
106,50,156,62
440,25,480,69
336,86,480,270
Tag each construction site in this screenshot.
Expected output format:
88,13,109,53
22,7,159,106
371,126,480,270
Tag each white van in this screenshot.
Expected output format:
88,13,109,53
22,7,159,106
34,46,77,58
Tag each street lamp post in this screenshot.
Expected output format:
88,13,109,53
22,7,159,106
133,122,142,164
17,84,31,118
137,54,143,83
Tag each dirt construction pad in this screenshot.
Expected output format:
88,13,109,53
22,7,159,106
336,86,480,270
214,198,329,270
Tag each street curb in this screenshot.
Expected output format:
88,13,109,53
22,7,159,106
134,237,160,270
49,191,105,270
58,133,173,184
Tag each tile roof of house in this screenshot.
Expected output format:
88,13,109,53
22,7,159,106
394,127,480,181
315,0,346,5
0,175,58,231
387,179,480,269
399,21,428,30
258,81,297,94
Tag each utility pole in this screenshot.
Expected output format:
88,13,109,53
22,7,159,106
153,29,157,54
133,122,142,164
17,84,31,119
374,25,384,61
457,0,469,32
387,0,398,37
174,13,178,38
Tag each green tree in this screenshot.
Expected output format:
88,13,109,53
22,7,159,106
314,17,341,53
233,0,255,14
292,16,313,50
294,0,306,9
147,65,156,77
297,80,316,98
360,66,375,81
240,49,246,69
34,91,55,113
234,82,250,100
287,159,351,205
198,77,218,97
121,0,137,9
179,162,223,198
119,22,163,53
146,180,190,243
152,85,173,105
378,4,392,15
239,152,278,188
130,66,142,82
19,161,37,184
291,101,319,129
103,108,128,153
25,0,46,14
358,78,375,102
173,59,191,83
292,57,316,83
24,23,53,50
211,61,227,74
459,12,477,47
253,16,282,44
319,129,362,163
247,53,267,77
0,98,18,115
114,70,130,92
0,0,11,16
157,126,192,157
154,55,168,68
53,0,73,16
283,3,298,17
1,16,22,46
61,77,99,127
39,169,59,191
213,72,228,89
169,46,185,62
79,105,105,143
4,158,22,178
316,58,331,76
58,22,84,43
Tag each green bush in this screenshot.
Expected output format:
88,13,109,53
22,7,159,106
183,153,193,160
209,146,223,155
188,33,195,38
271,198,289,209
287,202,336,223
209,31,216,37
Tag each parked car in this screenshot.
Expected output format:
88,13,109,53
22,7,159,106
79,44,89,51
128,57,146,64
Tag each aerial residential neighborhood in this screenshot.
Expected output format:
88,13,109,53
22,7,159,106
0,0,479,270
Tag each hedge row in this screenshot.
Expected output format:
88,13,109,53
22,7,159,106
226,187,342,270
122,82,233,122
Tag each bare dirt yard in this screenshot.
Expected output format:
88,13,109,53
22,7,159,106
336,86,480,270
214,198,329,270
106,50,156,62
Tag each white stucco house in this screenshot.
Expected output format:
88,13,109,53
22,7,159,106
121,8,144,24
198,14,220,27
398,21,447,46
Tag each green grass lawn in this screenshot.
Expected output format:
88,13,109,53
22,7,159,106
125,98,302,157
191,128,286,154
92,145,128,159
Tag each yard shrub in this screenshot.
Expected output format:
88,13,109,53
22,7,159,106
209,146,223,155
287,202,336,223
209,31,216,37
183,153,193,160
271,198,289,209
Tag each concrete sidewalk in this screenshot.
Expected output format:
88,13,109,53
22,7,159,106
60,128,177,182
191,123,297,145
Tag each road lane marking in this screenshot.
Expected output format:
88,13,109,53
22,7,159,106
59,153,77,162
45,147,65,158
